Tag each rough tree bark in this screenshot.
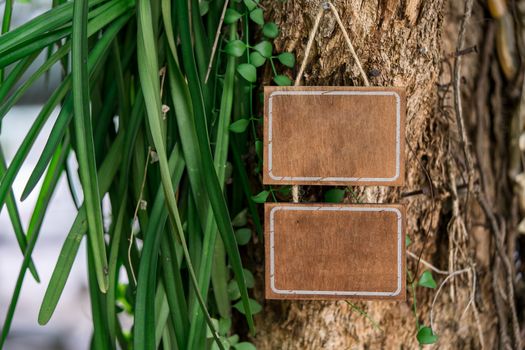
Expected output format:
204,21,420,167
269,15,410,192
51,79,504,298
249,0,524,348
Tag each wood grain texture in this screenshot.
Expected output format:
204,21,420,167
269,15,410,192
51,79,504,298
263,86,406,186
265,203,406,301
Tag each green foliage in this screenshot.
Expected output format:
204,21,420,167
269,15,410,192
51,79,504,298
0,0,273,348
418,270,437,289
417,326,438,344
251,190,269,203
277,52,295,67
324,188,346,203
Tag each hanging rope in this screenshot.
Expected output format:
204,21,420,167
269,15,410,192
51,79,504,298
291,1,370,203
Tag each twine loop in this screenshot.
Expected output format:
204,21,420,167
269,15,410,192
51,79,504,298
291,1,370,203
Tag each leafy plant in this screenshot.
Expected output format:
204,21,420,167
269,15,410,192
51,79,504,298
0,0,276,348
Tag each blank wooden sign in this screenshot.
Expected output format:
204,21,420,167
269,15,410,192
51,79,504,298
263,86,406,186
265,203,405,300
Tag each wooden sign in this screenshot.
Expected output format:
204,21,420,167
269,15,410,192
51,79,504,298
263,86,406,186
265,203,405,300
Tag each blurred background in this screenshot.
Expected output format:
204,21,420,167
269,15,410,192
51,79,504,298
0,1,92,348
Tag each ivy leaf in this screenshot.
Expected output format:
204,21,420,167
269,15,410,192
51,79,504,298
273,75,291,86
229,119,250,133
418,270,437,289
406,234,411,247
218,317,232,335
250,51,266,67
231,209,248,227
199,0,209,15
235,228,252,245
243,268,255,288
228,280,241,300
224,39,246,57
224,8,242,24
277,52,295,68
237,63,257,83
417,326,438,344
262,22,279,38
251,190,269,203
249,8,264,25
234,343,257,350
243,0,257,11
253,41,272,57
233,298,262,315
324,188,345,203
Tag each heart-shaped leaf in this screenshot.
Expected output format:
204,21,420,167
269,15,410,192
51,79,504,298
273,75,291,86
263,22,279,38
418,270,437,289
233,298,262,315
235,228,252,245
253,41,272,57
224,8,242,24
249,8,264,25
250,51,266,67
243,0,257,11
237,63,257,83
278,52,295,68
251,190,269,203
229,119,250,133
417,326,438,344
224,40,246,57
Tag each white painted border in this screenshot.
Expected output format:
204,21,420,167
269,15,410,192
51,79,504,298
267,90,401,182
269,205,403,296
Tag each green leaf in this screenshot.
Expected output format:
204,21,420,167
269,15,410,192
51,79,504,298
199,0,209,15
237,63,257,83
406,235,411,247
227,335,239,345
218,317,232,335
273,75,291,86
233,298,262,315
251,190,269,203
249,8,264,25
324,188,345,203
224,8,242,24
232,209,248,227
229,119,250,133
418,270,437,289
253,41,272,57
417,326,438,344
262,22,279,38
227,280,241,300
224,39,246,57
243,0,257,11
249,51,266,67
243,269,255,288
277,52,295,67
255,140,263,159
235,228,252,245
234,343,257,350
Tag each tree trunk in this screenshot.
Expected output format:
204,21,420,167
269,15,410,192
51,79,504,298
250,0,524,348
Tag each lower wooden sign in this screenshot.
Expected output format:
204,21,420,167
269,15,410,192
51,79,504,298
265,203,405,300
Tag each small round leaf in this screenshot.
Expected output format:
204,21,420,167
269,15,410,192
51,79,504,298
277,52,295,68
243,0,257,11
235,228,252,245
250,51,266,67
418,270,437,289
262,22,279,38
253,41,272,57
251,190,269,203
234,342,257,350
233,298,262,315
273,75,291,86
224,40,246,57
237,63,257,83
417,326,438,345
249,8,264,25
229,119,250,133
243,268,255,288
324,188,345,203
224,8,242,24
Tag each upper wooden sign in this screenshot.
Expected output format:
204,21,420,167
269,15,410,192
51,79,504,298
265,203,406,300
263,86,406,186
